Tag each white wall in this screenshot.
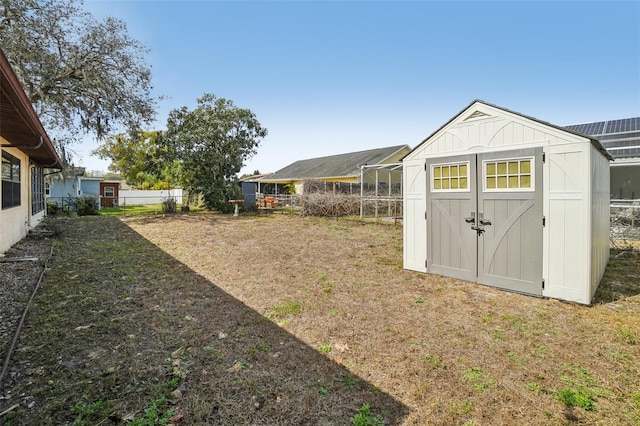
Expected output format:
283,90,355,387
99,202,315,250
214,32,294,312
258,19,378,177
118,188,183,206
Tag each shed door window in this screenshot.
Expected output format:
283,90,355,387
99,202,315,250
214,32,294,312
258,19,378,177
483,157,534,191
2,151,21,209
431,161,469,192
104,186,115,197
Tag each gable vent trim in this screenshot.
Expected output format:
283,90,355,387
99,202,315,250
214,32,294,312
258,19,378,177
464,110,491,121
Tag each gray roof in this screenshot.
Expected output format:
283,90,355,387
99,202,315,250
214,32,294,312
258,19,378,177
263,145,409,181
565,117,640,160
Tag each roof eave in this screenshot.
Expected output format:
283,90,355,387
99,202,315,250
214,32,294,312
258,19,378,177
0,49,62,168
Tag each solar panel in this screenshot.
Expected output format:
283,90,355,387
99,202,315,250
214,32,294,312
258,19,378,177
604,117,640,134
602,139,640,148
611,147,640,158
565,122,605,136
565,118,640,137
599,131,640,142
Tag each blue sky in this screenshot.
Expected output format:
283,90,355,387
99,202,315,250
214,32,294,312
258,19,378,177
80,0,640,175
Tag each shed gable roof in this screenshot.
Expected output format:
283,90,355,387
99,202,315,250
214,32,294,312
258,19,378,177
405,100,611,161
264,145,410,181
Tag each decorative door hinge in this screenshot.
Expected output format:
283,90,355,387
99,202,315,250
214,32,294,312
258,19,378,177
542,216,546,227
542,279,545,289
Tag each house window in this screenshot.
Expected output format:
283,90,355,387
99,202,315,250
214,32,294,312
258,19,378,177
104,186,115,197
483,157,534,191
2,151,21,209
31,166,45,214
431,161,470,192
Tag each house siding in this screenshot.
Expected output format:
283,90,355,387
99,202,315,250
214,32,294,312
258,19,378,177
0,148,29,253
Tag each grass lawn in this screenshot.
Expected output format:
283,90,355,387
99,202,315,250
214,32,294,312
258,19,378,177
2,213,639,425
99,204,165,216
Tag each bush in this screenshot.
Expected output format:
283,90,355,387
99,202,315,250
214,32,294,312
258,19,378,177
77,197,99,216
300,192,360,217
46,200,60,215
161,197,177,214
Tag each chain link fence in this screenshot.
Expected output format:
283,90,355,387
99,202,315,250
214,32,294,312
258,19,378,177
46,195,640,246
45,196,182,216
610,201,640,249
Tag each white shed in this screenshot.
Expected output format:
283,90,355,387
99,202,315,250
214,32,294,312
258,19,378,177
403,100,611,305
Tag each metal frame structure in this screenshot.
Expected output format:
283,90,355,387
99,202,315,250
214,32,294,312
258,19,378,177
359,162,403,219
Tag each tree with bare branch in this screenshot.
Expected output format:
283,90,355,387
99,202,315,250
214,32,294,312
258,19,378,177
0,0,156,148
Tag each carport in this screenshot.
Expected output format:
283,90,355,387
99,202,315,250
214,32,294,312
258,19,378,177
403,100,611,304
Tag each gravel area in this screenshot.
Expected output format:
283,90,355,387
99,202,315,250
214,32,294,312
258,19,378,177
0,220,56,391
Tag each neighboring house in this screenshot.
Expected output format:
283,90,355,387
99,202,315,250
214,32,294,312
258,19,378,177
240,174,270,209
258,145,411,195
0,49,62,254
403,100,610,305
49,176,183,208
47,175,102,207
564,117,640,199
100,180,121,207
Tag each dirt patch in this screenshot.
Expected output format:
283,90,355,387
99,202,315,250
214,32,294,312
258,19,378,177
1,213,639,425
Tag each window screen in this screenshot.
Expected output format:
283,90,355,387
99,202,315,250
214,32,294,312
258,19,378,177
32,166,45,214
2,151,21,209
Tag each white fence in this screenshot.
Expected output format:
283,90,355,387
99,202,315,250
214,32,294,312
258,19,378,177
118,189,183,205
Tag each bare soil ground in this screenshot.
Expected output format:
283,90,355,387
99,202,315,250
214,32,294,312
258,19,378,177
1,213,639,425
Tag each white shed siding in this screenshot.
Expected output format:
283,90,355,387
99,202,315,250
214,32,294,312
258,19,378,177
543,145,590,303
403,160,427,272
590,144,611,300
404,101,610,305
407,106,590,162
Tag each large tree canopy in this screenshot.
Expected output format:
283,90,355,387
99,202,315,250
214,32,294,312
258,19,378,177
164,93,267,212
0,0,156,145
94,130,179,189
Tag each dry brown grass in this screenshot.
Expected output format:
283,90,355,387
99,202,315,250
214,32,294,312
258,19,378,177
126,213,640,425
2,213,639,425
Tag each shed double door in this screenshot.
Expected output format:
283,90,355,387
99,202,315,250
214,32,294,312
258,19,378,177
425,148,543,296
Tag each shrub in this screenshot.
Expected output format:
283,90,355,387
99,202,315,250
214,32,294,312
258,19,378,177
46,200,60,215
162,197,177,214
77,197,99,216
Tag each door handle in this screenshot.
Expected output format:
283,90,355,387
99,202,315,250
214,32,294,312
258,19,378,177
464,212,475,224
478,213,491,226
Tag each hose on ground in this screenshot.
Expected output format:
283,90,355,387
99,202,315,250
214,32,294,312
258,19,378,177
0,244,55,391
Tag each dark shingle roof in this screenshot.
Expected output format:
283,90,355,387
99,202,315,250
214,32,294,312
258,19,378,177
263,145,409,181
